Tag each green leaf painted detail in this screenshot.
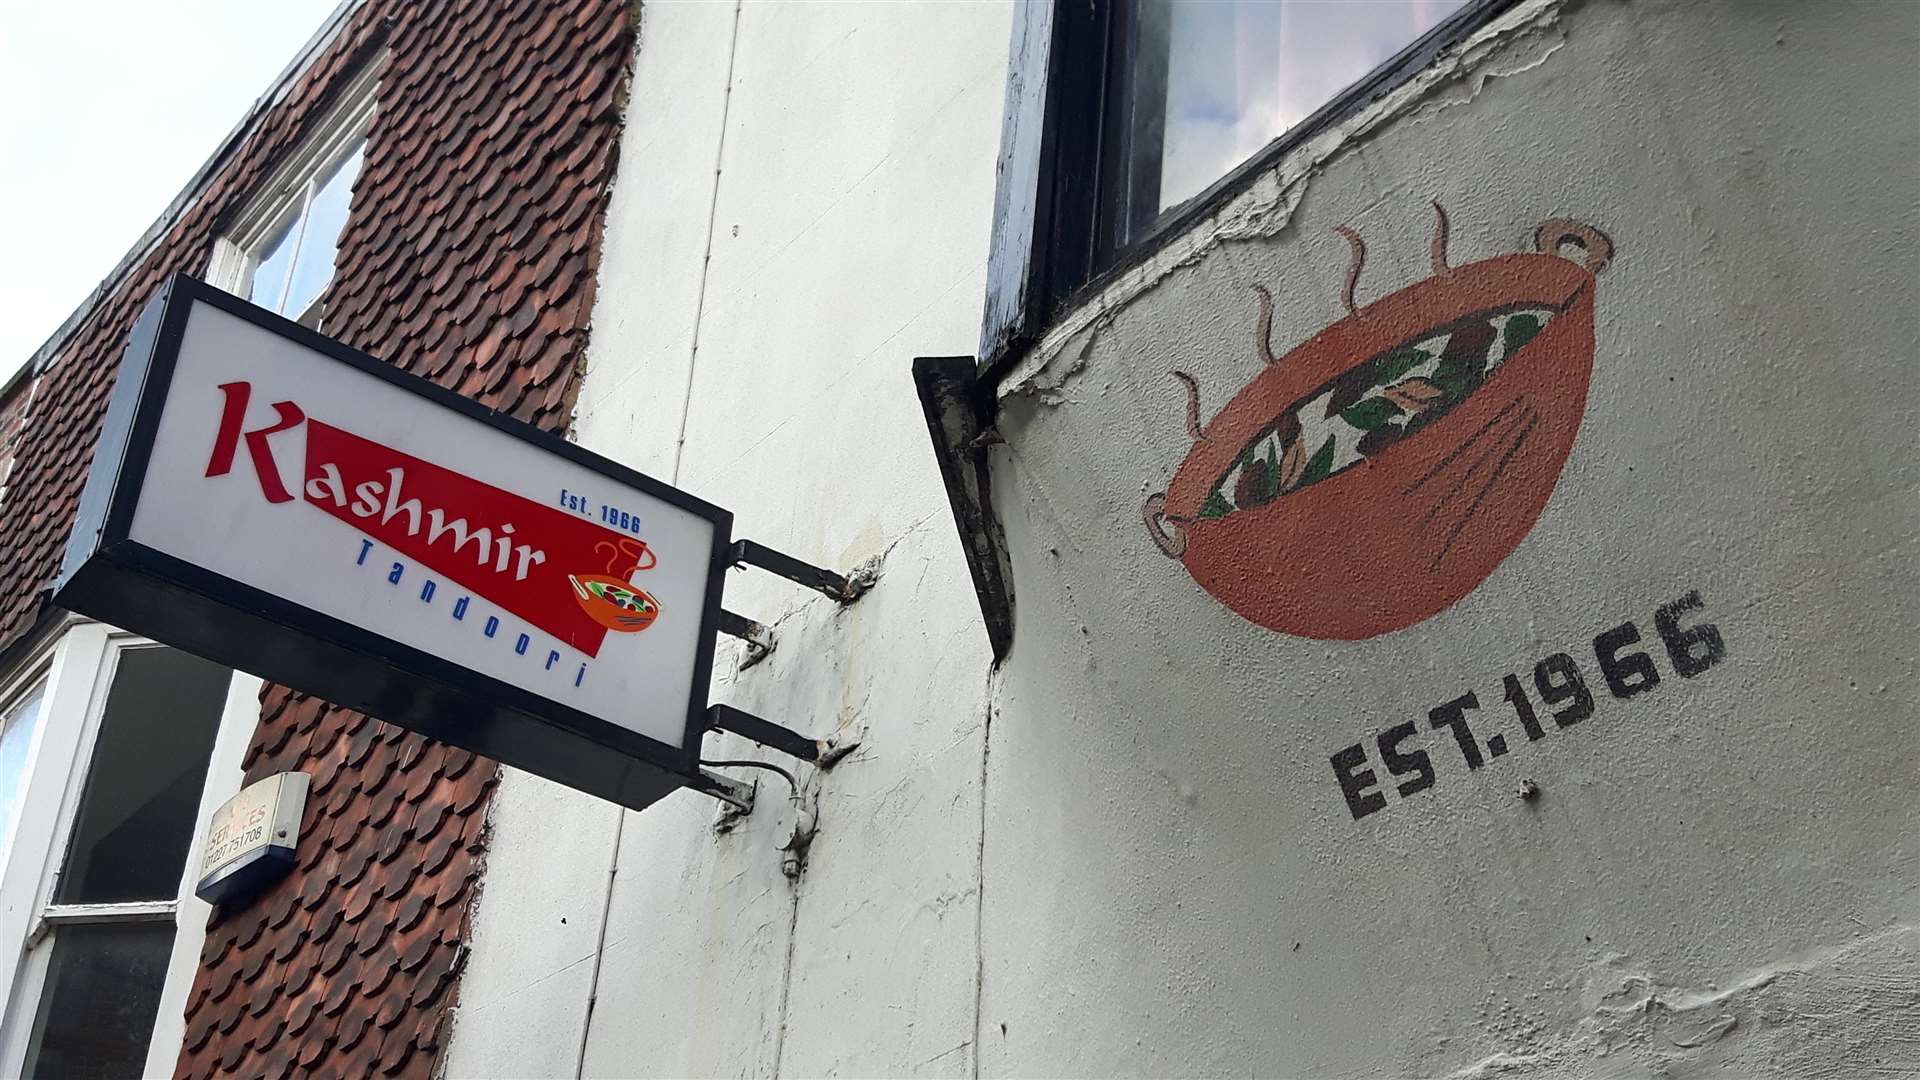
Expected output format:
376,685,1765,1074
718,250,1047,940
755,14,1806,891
1340,397,1404,431
1503,313,1542,355
1199,492,1233,519
1298,436,1337,488
586,580,652,612
1431,360,1478,399
1373,348,1429,385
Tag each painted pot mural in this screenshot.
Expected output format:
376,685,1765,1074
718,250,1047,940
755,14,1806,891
1144,206,1614,640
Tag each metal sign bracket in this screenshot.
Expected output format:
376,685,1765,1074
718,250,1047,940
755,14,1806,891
694,704,857,819
716,609,776,667
707,703,833,763
729,538,871,603
697,540,868,808
689,766,757,812
714,538,872,668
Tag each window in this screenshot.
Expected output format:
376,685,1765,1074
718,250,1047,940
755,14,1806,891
208,63,377,328
0,687,46,869
982,0,1505,363
1113,0,1471,240
46,648,229,907
244,142,365,325
0,630,245,1079
21,923,176,1079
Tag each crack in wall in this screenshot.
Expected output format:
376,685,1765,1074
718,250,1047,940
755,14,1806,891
574,3,744,1076
971,665,1000,1080
669,0,745,489
769,837,806,1076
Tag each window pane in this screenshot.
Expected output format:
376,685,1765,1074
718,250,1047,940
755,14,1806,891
281,144,363,321
1138,0,1469,218
0,688,47,862
247,215,298,313
21,921,174,1080
54,648,229,904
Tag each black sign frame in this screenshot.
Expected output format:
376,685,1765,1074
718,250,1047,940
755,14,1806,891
55,274,738,811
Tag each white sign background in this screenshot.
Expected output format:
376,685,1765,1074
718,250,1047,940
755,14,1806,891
128,302,715,748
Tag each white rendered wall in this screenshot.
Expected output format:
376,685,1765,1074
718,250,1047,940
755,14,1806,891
450,1,1919,1077
447,1,1011,1077
982,0,1920,1075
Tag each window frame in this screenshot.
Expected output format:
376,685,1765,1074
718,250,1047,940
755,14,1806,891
0,624,260,1079
0,675,49,870
207,61,379,328
977,0,1521,381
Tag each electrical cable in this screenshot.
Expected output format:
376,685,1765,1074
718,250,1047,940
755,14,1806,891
700,757,800,796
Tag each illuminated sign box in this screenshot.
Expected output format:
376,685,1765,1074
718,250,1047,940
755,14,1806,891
56,275,737,810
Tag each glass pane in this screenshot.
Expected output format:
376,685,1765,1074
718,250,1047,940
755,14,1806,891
1139,0,1469,218
247,215,298,313
21,921,174,1080
54,648,229,904
0,688,47,861
282,143,363,321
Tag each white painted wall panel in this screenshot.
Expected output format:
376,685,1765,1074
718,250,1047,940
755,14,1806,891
455,2,1010,1077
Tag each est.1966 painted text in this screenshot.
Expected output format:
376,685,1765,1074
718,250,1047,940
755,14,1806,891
1331,590,1727,820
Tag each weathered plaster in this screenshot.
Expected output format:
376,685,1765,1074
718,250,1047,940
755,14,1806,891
1450,926,1920,1079
983,0,1918,1076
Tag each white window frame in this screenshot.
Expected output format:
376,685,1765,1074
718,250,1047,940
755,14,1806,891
0,621,262,1078
0,673,49,870
207,61,379,329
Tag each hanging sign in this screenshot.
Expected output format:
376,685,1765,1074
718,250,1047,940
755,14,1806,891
55,274,739,810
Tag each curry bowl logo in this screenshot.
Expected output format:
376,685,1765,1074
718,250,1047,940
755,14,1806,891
569,539,661,633
1143,205,1614,640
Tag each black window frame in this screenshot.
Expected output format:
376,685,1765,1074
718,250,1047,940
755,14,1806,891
977,0,1522,385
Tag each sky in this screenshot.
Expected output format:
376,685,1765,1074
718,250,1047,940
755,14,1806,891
1159,0,1467,211
0,0,341,382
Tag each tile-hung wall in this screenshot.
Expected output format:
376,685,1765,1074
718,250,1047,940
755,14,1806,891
448,1,1920,1078
0,1,636,1076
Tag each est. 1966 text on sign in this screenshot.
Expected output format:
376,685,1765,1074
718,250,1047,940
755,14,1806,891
56,274,744,811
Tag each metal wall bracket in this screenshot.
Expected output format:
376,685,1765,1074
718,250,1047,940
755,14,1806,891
730,538,870,603
708,703,823,763
688,766,756,812
716,608,776,668
912,355,1014,659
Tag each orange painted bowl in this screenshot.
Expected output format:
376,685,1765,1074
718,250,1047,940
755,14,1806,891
1151,230,1609,640
569,573,662,633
